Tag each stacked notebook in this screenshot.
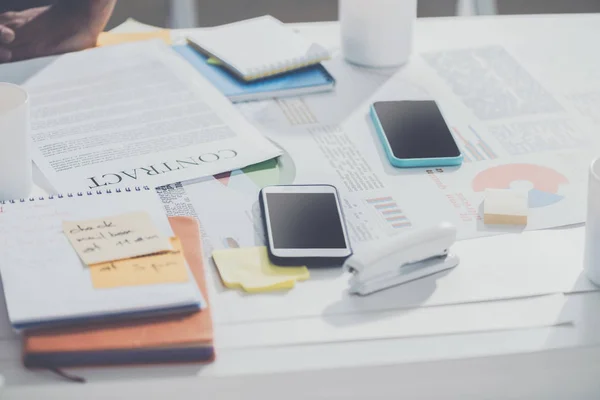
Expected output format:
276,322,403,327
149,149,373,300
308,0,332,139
187,15,331,81
23,216,214,367
183,15,335,102
173,45,335,102
0,188,214,367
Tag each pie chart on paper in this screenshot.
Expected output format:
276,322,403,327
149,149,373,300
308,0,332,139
472,164,569,208
213,141,296,193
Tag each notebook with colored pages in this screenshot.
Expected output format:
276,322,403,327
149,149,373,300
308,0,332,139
23,216,214,368
173,45,335,102
0,187,205,331
186,15,331,81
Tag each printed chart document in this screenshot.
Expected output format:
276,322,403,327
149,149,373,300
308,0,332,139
24,40,281,192
334,45,598,240
159,42,600,328
180,125,593,325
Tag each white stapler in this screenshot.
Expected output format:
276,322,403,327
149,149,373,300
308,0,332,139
345,222,459,296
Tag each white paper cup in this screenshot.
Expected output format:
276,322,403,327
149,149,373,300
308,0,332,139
340,0,417,68
583,157,600,286
0,83,32,201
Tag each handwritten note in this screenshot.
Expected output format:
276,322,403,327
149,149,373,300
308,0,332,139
90,237,189,289
63,211,171,265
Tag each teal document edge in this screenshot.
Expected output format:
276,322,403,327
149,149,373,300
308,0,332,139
369,104,464,168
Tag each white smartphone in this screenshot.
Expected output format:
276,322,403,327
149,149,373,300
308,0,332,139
259,185,353,266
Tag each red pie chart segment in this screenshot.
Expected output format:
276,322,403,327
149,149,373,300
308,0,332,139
472,164,569,208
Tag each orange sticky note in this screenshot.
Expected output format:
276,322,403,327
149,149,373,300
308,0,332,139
97,31,172,47
90,237,190,289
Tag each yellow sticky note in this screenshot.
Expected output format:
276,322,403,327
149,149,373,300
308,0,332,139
212,247,309,293
206,57,223,66
90,237,189,289
63,211,172,265
96,31,172,47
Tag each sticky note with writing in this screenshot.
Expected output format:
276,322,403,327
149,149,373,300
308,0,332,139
90,237,189,289
63,211,171,265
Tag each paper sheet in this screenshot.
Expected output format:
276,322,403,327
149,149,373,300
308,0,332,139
337,53,593,239
212,246,309,292
187,211,592,324
216,294,570,348
24,40,281,192
109,18,165,34
234,56,398,128
180,141,593,324
63,211,171,265
90,237,190,289
174,44,598,325
156,182,199,218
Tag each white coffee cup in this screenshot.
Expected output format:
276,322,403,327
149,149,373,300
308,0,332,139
340,0,417,68
0,83,32,201
583,157,600,286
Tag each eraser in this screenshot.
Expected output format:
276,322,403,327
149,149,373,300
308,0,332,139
483,189,528,225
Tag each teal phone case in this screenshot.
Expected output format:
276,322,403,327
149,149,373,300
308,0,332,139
369,104,463,168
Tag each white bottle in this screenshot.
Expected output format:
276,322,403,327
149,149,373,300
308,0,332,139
584,157,600,286
0,83,32,201
340,0,417,68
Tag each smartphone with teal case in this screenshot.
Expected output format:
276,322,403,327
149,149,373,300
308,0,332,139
370,101,463,168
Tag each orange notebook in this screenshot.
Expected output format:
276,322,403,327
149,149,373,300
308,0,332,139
23,216,214,368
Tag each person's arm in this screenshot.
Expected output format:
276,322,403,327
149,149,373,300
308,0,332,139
0,0,116,63
60,0,116,41
0,23,14,62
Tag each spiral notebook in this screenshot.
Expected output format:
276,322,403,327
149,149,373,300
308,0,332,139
186,15,331,81
0,187,205,330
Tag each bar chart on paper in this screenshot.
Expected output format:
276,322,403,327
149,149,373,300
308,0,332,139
339,194,414,243
365,196,412,230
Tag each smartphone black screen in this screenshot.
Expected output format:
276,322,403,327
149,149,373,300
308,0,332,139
265,192,347,249
373,101,461,159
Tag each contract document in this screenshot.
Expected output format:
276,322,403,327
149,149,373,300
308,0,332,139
24,40,281,192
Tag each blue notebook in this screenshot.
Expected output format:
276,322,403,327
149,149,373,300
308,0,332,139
173,45,335,102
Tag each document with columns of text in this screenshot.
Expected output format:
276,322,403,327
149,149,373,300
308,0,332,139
25,40,281,192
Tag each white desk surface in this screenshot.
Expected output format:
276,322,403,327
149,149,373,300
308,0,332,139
4,14,600,400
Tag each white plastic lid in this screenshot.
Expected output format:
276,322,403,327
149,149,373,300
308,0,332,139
0,82,28,114
591,157,600,182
